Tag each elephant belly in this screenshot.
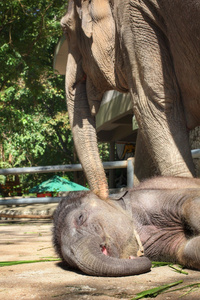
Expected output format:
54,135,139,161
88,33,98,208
138,225,185,262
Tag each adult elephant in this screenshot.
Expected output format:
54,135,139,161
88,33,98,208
61,0,200,200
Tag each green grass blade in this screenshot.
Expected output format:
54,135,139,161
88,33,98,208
0,258,61,267
169,265,188,275
152,262,188,274
131,280,183,300
166,282,200,295
151,261,172,268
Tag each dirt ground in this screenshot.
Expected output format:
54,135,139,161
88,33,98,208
0,219,200,300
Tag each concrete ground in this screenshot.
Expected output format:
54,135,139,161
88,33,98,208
0,218,200,300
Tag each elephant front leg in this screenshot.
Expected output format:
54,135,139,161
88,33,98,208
127,5,195,180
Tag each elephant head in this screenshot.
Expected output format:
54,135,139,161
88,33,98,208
53,191,151,276
61,0,128,200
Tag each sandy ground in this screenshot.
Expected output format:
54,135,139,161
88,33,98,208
0,219,200,300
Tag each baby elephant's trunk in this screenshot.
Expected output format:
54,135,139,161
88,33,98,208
62,236,151,276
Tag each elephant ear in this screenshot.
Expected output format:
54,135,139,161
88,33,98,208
75,0,113,38
61,0,76,33
75,0,93,38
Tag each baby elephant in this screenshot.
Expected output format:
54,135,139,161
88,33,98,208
53,177,200,277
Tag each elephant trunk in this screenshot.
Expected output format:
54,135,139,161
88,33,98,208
65,236,151,277
65,52,109,200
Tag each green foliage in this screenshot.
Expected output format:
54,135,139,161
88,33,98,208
98,143,110,162
0,0,74,191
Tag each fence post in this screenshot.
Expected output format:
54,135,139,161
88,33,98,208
127,157,134,188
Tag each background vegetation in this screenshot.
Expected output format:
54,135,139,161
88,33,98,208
0,0,109,194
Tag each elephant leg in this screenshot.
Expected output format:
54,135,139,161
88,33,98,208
127,4,195,179
182,198,200,234
176,197,200,269
134,130,159,184
178,237,200,270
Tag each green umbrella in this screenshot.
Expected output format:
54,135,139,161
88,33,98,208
29,175,89,193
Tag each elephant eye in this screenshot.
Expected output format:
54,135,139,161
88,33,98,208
76,212,86,226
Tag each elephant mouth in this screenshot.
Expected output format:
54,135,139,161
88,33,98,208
100,243,119,257
100,229,145,259
101,245,109,256
100,244,138,260
72,73,87,90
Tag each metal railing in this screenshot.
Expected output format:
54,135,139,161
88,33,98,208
0,148,200,206
0,158,134,205
191,149,200,159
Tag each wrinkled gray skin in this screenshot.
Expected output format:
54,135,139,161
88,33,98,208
61,0,200,200
53,177,200,277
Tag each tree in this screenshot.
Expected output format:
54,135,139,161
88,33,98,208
0,0,72,189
